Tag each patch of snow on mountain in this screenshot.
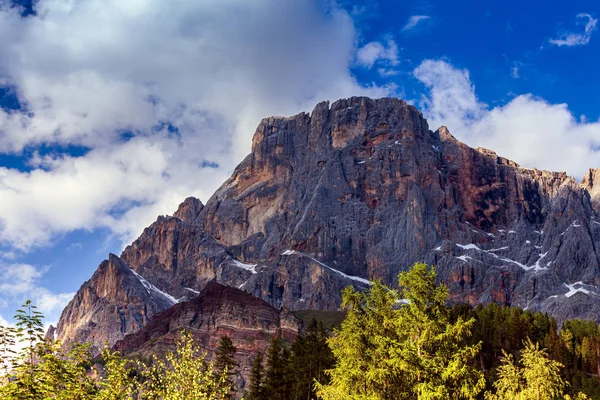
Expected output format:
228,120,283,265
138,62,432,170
282,250,371,285
456,243,481,250
232,259,258,274
130,268,179,305
563,282,590,298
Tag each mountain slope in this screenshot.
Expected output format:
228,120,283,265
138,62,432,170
55,96,600,349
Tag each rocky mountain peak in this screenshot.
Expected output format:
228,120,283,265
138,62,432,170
55,96,600,351
173,196,204,222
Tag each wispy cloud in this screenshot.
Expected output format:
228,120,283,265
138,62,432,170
356,38,399,69
403,15,431,31
549,13,598,47
413,59,600,178
0,263,74,323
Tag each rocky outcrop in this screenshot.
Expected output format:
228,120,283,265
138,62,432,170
113,282,300,391
56,96,600,350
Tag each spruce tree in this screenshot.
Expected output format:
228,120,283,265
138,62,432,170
317,263,485,400
214,335,239,397
263,335,290,400
288,319,334,400
247,352,264,400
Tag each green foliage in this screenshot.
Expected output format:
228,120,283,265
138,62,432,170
0,304,234,400
287,319,334,400
247,352,264,400
484,339,588,400
317,263,485,400
140,330,230,400
214,335,239,398
262,334,291,400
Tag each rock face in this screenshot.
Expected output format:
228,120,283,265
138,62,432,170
113,282,300,391
56,97,600,350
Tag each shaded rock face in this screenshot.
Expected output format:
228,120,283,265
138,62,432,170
113,282,300,391
56,97,600,349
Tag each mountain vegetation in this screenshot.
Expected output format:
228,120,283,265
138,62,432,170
3,263,600,399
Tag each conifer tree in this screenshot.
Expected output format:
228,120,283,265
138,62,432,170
263,335,291,400
214,335,239,398
288,319,334,400
318,263,485,400
247,352,264,400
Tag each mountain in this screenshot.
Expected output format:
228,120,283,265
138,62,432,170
54,96,600,350
112,281,300,389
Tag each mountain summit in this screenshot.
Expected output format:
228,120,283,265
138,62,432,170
55,97,600,349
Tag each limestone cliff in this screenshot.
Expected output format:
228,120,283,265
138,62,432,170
55,97,600,349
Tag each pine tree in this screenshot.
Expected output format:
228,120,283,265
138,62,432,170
485,339,592,400
247,352,264,400
214,335,239,398
288,319,334,400
317,263,485,400
263,335,290,400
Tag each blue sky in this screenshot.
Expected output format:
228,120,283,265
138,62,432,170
0,0,599,326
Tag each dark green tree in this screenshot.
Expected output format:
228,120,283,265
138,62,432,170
263,335,290,400
247,352,264,400
214,335,239,398
288,319,334,400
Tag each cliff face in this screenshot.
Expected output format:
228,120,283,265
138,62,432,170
55,97,600,349
113,282,300,391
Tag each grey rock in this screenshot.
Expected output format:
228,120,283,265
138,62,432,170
56,97,600,349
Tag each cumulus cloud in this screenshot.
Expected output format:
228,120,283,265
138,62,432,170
355,39,399,69
402,15,431,31
414,59,600,177
0,263,74,322
0,0,394,251
549,13,598,47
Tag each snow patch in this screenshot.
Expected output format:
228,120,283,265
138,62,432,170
525,240,531,244
528,252,548,272
508,230,517,234
130,268,179,305
282,250,372,285
184,287,200,295
232,259,258,274
456,243,481,250
455,255,472,262
563,282,591,298
434,246,442,251
488,246,509,252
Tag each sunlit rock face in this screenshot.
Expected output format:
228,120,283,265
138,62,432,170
56,96,600,349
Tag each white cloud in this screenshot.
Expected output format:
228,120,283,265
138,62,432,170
0,0,395,252
356,39,399,69
549,13,598,47
414,59,600,177
403,15,431,31
0,263,74,322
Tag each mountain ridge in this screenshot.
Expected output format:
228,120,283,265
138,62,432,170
55,96,600,350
